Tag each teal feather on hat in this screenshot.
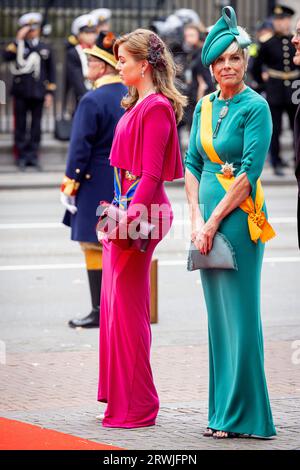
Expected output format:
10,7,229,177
201,6,252,68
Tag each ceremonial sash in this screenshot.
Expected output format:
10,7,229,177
113,167,140,210
200,94,275,244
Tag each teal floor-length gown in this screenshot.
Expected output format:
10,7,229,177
185,86,276,437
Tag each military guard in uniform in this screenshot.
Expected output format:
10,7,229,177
65,14,97,108
292,17,300,248
90,8,112,34
60,31,127,328
3,12,56,169
183,23,214,129
248,18,274,94
251,5,300,176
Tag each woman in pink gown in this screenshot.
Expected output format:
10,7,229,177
97,29,187,428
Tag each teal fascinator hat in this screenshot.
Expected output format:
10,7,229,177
201,6,252,68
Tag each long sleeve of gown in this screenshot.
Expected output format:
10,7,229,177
235,99,272,195
184,101,203,183
126,104,171,219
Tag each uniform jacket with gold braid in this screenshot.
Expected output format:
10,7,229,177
62,76,127,242
3,39,56,99
250,33,300,106
295,104,300,248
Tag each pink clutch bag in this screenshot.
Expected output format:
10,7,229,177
96,201,155,252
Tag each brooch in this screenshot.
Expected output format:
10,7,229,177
125,170,137,181
221,162,236,178
213,105,229,138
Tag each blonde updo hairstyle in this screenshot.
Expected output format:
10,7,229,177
113,28,187,124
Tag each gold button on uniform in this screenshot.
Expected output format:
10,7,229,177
85,174,91,180
75,168,80,174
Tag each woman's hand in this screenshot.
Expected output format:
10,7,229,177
107,215,133,250
193,216,220,255
190,215,204,252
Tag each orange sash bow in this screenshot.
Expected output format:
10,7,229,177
200,94,275,243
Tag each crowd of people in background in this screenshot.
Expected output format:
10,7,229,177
2,5,300,175
1,3,300,439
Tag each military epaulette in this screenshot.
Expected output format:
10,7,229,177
67,35,78,46
259,32,274,44
61,175,80,196
6,42,17,53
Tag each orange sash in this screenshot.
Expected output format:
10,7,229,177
200,94,275,244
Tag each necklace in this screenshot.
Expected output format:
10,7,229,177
213,84,246,139
134,87,157,107
219,82,246,101
213,105,229,138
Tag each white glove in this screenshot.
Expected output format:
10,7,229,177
97,231,107,242
60,192,78,214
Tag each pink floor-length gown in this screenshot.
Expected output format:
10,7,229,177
97,93,182,428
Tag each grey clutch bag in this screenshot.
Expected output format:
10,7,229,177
187,232,238,271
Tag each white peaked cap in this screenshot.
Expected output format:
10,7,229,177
174,9,201,25
90,8,112,24
71,14,97,36
161,14,183,34
18,12,42,26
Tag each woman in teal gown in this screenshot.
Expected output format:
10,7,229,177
184,7,276,438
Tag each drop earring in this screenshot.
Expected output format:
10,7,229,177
141,70,145,78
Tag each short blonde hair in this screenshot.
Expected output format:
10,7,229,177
224,37,250,66
209,31,251,77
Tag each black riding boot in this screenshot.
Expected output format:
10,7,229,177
68,269,102,328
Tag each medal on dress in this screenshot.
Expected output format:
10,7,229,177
221,161,236,178
213,105,229,138
125,170,137,181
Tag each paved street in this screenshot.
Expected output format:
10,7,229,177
0,178,300,450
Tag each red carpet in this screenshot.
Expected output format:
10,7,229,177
0,417,123,450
